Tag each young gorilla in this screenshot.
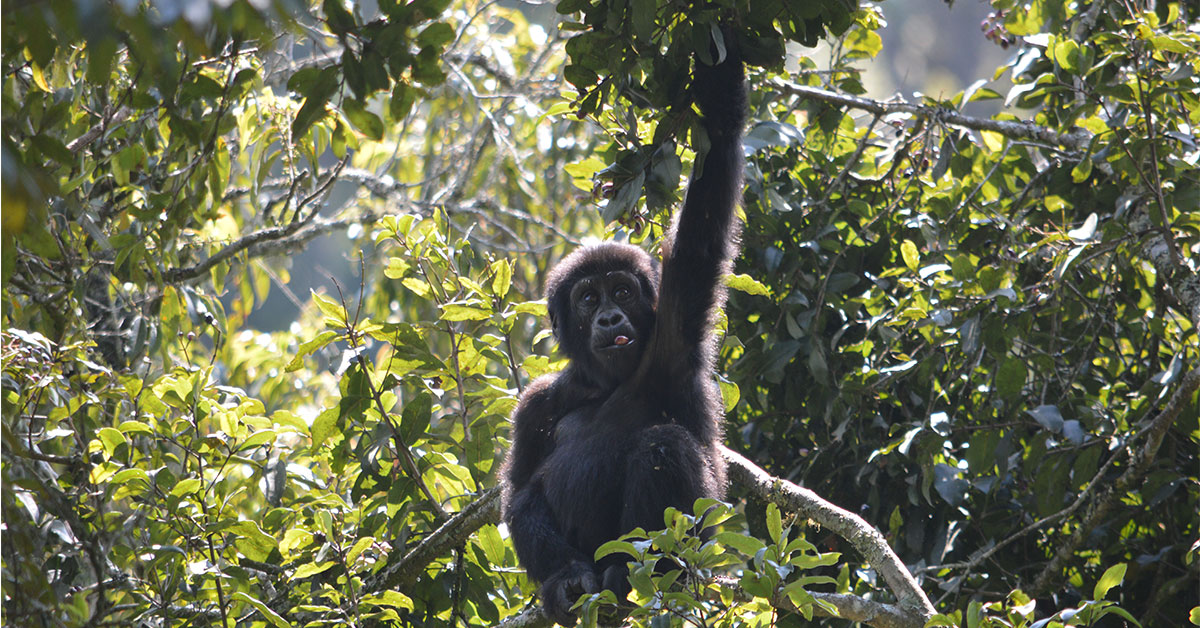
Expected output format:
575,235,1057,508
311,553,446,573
500,42,746,626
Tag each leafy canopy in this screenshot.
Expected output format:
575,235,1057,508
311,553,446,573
2,0,1197,626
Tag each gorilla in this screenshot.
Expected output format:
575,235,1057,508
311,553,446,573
500,38,746,626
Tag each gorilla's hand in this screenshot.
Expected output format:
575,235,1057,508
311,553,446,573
540,561,598,625
600,562,631,598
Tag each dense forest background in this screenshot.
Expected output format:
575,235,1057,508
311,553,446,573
3,0,1198,626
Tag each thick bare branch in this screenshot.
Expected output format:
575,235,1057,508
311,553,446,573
363,487,501,594
721,446,935,617
771,79,1092,152
67,106,133,154
492,589,923,628
162,214,379,284
805,592,923,628
357,446,944,628
719,575,924,628
496,606,553,628
359,447,930,626
493,565,925,628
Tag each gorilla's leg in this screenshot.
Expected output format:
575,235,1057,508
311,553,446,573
621,424,716,530
602,424,718,592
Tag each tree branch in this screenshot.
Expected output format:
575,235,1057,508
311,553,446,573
491,586,924,628
496,605,553,628
921,428,1130,577
770,79,1092,152
362,486,501,594
721,446,935,617
374,449,933,628
1031,365,1200,594
162,212,383,285
1132,209,1200,327
805,592,923,628
67,106,133,154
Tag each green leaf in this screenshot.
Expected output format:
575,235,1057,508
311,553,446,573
1051,37,1082,73
563,156,606,189
996,357,1026,399
323,0,356,35
97,427,127,458
725,273,771,297
1071,156,1093,183
401,277,433,298
491,259,512,298
476,524,506,564
790,551,840,569
292,561,337,580
900,239,920,272
345,536,375,566
513,301,547,317
714,531,766,556
740,572,774,598
556,0,588,14
286,330,340,372
361,590,414,610
718,377,739,413
400,392,432,444
311,407,342,447
343,99,385,141
390,81,417,121
782,581,815,618
233,592,290,628
411,47,446,85
171,478,202,497
31,134,73,165
86,37,118,85
967,600,983,628
230,521,278,562
564,64,599,89
630,0,655,43
312,292,347,326
440,303,491,321
239,430,277,451
594,540,639,560
766,502,782,544
1093,562,1127,600
417,22,455,48
111,468,150,487
292,68,339,139
602,171,644,223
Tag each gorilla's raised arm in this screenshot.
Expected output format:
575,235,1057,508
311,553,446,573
638,42,746,391
501,35,746,626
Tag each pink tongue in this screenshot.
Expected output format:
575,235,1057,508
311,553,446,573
614,336,630,346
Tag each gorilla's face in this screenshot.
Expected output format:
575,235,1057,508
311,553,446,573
544,242,660,388
568,270,653,378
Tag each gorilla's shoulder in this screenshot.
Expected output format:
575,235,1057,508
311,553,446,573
512,373,565,417
524,373,562,396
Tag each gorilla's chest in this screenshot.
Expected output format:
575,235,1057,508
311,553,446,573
539,401,661,545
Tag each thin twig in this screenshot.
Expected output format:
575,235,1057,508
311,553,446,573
1032,365,1200,593
771,80,1092,152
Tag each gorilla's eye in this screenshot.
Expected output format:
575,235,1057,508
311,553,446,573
580,291,598,306
613,285,631,301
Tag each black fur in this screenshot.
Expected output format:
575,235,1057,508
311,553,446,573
500,44,746,626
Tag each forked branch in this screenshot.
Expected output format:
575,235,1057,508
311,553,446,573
380,449,933,627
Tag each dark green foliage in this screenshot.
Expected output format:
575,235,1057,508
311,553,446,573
2,0,1197,626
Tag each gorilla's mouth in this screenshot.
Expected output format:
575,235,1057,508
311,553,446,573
598,335,635,351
